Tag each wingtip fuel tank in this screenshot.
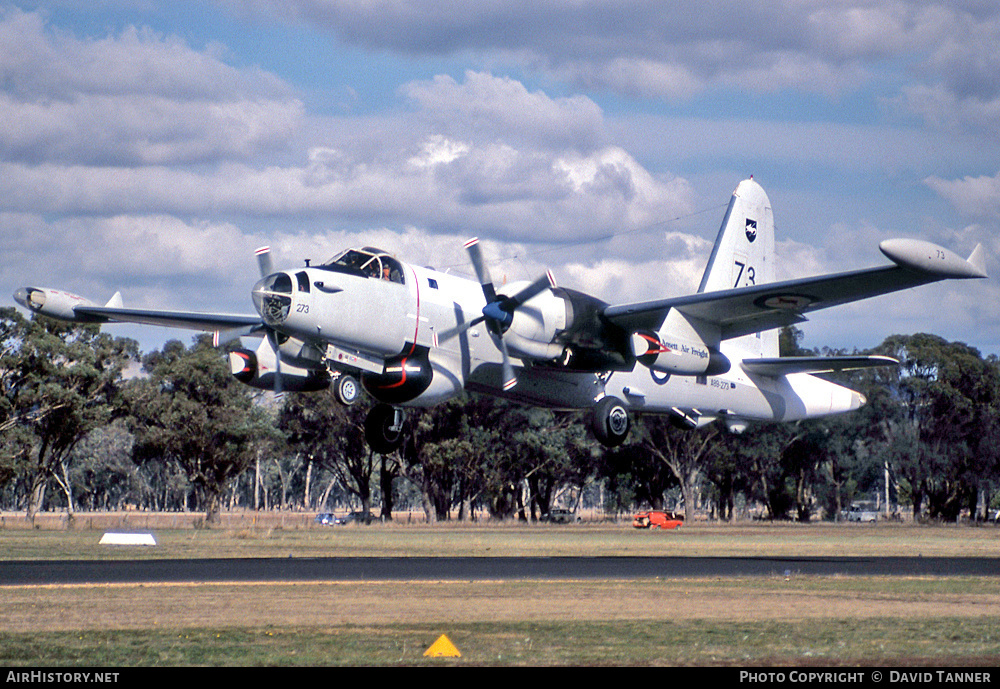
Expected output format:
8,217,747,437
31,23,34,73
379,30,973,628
12,286,105,322
879,239,988,279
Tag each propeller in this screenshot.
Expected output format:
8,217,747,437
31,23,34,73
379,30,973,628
211,246,277,350
255,245,274,278
459,237,556,391
254,246,284,400
270,332,284,400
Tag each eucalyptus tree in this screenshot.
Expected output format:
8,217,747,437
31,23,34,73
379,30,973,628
405,394,507,521
516,412,596,519
0,308,137,519
280,388,377,517
127,337,272,525
598,437,680,512
66,420,140,511
871,333,1000,520
633,415,721,523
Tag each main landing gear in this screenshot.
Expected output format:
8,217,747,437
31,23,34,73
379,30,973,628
364,403,406,455
590,395,631,447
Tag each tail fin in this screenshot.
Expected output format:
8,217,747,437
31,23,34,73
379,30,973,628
699,178,778,357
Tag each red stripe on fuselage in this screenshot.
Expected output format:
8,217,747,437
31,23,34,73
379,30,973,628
375,264,421,391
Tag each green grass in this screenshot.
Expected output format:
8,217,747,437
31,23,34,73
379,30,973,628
3,516,1000,666
3,517,1000,560
2,618,999,666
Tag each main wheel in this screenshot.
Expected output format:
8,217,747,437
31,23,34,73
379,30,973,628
364,404,406,454
590,396,630,447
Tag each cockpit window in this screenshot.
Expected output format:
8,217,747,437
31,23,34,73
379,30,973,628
295,271,310,293
319,247,405,284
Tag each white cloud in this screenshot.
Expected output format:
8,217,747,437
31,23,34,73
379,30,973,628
926,171,1000,220
407,135,470,168
232,1,1000,105
0,62,694,243
401,70,605,149
0,8,303,165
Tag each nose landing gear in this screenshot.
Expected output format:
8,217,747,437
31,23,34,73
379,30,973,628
333,372,360,406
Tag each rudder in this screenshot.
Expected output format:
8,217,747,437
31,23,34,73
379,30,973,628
699,177,775,293
699,178,778,357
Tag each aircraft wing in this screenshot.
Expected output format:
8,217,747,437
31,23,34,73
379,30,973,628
73,304,262,332
603,239,987,339
13,286,263,334
740,355,898,376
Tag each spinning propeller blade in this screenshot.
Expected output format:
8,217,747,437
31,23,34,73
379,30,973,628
254,246,284,399
464,238,497,303
462,238,556,391
255,246,273,278
498,337,517,391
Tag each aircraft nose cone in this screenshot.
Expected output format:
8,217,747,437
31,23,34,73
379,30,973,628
252,272,293,326
13,288,28,308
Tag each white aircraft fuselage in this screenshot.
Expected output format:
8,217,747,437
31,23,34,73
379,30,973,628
265,254,864,429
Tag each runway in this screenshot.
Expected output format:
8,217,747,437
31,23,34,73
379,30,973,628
3,555,999,585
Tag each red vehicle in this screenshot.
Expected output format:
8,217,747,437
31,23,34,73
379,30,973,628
632,510,683,529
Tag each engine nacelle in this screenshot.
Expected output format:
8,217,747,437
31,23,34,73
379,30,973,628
633,330,731,376
494,285,636,372
362,343,434,404
272,334,325,370
229,347,330,392
500,282,570,361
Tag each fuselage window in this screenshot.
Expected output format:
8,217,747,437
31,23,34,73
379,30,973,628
296,272,310,293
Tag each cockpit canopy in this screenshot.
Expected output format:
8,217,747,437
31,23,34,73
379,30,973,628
320,247,404,284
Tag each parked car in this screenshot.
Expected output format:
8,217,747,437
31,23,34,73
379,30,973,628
315,511,376,525
543,508,577,523
632,510,683,529
844,506,878,523
314,512,346,526
343,511,376,525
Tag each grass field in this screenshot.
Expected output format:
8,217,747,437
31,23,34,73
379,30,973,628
2,512,1000,666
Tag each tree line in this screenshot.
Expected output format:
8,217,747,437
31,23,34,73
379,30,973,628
2,306,999,525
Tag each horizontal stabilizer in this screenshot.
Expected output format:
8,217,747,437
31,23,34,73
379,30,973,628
741,355,898,377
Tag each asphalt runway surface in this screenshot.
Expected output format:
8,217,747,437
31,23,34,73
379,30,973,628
2,555,999,586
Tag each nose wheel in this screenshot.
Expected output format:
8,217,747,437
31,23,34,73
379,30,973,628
364,403,406,454
333,373,360,406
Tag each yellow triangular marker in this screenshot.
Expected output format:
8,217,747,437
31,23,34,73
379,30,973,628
424,634,461,657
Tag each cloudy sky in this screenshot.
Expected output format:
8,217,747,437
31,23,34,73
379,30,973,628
3,1,999,356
